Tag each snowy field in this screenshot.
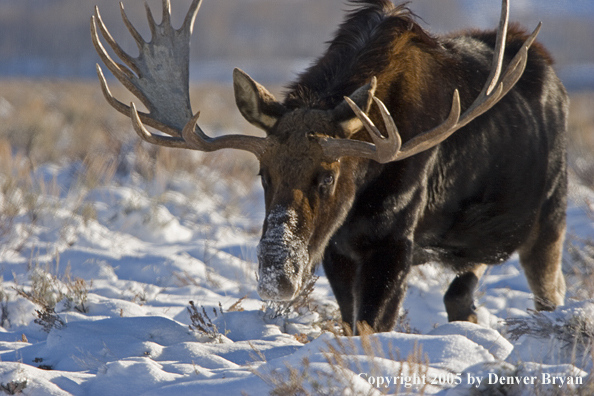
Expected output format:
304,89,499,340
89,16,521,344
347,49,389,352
0,147,592,395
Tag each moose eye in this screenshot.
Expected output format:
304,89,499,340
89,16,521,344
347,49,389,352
318,173,335,193
322,174,334,186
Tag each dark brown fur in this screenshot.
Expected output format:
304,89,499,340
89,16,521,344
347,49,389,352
239,0,568,333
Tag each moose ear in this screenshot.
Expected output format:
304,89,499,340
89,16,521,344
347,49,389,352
333,77,377,138
233,68,286,131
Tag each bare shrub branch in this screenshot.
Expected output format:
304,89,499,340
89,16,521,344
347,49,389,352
0,379,28,395
187,301,227,342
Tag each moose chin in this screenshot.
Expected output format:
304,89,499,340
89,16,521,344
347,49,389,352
92,0,568,335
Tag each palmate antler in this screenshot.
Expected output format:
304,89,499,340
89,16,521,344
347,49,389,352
91,0,269,158
321,0,542,163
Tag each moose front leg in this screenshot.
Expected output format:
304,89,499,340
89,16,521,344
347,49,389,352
323,247,358,333
353,239,413,334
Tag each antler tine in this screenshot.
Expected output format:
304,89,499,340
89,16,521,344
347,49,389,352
93,7,140,77
342,96,403,163
448,0,512,131
145,2,158,39
161,0,172,27
452,26,539,133
372,97,403,161
91,12,133,81
453,82,504,133
95,64,130,117
120,3,145,50
344,96,383,141
181,0,203,34
485,0,509,96
322,80,403,163
131,103,192,149
91,13,155,114
395,90,461,160
498,22,541,97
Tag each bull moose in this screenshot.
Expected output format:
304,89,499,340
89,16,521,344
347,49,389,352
91,0,568,334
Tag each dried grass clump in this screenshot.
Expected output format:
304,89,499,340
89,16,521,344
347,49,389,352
0,379,28,395
565,194,594,301
254,333,430,396
13,254,91,332
187,301,230,343
565,234,594,301
505,302,594,373
506,308,594,349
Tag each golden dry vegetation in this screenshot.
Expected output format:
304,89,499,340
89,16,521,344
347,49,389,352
0,79,273,185
568,92,594,186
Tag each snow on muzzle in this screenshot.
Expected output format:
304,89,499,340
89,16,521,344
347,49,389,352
257,206,309,301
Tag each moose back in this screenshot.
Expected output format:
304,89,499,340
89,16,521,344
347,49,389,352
92,0,568,334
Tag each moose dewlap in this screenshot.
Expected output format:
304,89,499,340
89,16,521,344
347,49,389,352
92,0,568,334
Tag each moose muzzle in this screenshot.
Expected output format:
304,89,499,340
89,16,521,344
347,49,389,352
257,206,309,301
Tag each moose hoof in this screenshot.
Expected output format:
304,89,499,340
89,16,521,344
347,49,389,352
444,273,479,323
445,304,479,323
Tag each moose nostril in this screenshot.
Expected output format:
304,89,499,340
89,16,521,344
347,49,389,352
257,265,301,301
257,277,298,301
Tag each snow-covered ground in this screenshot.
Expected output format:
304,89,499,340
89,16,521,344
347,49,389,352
0,153,592,395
